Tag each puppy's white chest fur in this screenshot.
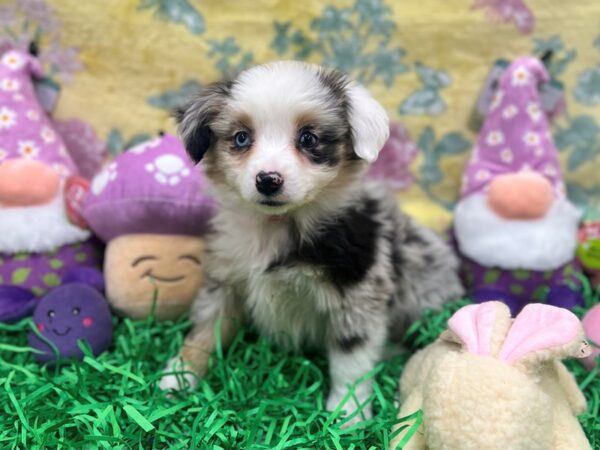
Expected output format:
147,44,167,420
210,211,332,349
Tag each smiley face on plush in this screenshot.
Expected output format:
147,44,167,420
83,134,216,320
28,283,113,363
104,234,205,319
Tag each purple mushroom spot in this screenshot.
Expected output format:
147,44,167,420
28,283,113,363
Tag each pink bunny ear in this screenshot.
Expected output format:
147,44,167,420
499,304,580,364
447,302,499,356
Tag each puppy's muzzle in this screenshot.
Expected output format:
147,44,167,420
255,171,284,196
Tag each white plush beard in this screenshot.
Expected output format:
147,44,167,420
454,193,581,271
0,189,90,254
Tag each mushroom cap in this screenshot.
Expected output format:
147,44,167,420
83,134,216,242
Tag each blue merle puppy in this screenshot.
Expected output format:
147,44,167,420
159,61,464,423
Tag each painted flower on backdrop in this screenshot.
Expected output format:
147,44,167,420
0,0,82,84
270,0,408,87
52,119,108,178
366,122,418,190
399,63,452,116
138,0,205,35
416,127,472,210
471,0,534,34
545,34,600,208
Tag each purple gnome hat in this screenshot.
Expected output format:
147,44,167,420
460,56,565,200
0,49,77,177
83,134,216,241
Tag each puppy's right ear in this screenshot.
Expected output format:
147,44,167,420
174,80,232,164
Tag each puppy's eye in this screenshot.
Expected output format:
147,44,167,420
47,310,55,319
72,307,80,316
298,131,318,150
234,131,251,149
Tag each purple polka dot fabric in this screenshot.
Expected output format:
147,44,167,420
461,56,564,199
0,239,102,297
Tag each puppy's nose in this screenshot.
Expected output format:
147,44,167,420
255,171,284,196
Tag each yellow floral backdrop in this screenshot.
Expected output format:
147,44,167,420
2,0,600,230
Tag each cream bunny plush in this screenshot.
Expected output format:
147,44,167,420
392,301,592,450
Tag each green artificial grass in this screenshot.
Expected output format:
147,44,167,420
1,284,599,449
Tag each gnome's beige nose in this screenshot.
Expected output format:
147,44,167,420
486,172,554,220
0,159,60,207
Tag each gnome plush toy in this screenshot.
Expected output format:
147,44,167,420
453,56,582,314
0,49,102,322
83,133,216,320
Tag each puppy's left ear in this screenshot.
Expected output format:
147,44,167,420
174,80,232,164
347,83,389,162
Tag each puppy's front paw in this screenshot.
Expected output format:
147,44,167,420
158,357,198,392
326,389,373,426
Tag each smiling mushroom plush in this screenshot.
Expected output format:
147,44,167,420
83,133,216,320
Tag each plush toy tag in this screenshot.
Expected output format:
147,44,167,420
32,76,61,114
468,58,565,132
577,210,600,271
65,176,90,229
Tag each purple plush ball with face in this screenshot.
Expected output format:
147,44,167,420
28,283,113,363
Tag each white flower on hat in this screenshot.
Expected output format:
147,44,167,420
486,130,504,146
500,148,514,163
145,153,191,186
26,110,40,121
17,140,40,159
2,51,25,71
523,131,540,146
52,163,71,178
534,147,545,157
475,169,491,181
490,90,504,111
526,102,542,122
40,126,56,143
502,105,518,119
91,162,118,195
0,77,20,92
544,164,557,177
511,66,530,86
0,107,16,130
